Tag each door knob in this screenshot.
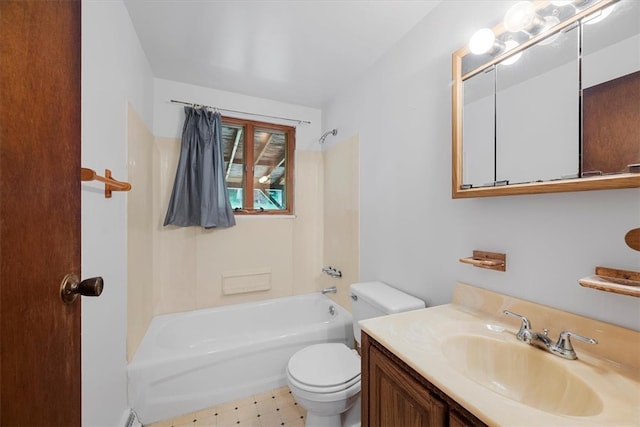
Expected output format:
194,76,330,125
60,273,103,304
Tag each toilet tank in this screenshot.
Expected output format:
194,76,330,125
350,281,425,346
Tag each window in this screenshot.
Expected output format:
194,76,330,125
221,117,295,215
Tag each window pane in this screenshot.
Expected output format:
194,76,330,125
222,124,245,209
253,127,287,211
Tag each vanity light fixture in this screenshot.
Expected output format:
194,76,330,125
469,28,504,55
504,1,546,34
467,0,610,59
536,15,562,45
467,29,522,64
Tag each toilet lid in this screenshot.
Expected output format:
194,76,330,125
288,343,360,389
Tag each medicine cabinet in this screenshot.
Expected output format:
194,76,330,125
452,0,640,198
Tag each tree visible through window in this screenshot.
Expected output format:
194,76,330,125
221,117,295,214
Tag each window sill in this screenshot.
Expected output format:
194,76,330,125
235,214,296,219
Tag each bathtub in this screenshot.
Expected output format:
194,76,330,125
127,293,353,424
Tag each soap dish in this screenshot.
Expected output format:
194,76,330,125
459,250,506,272
579,266,640,297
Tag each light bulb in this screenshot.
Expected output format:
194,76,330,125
504,1,539,33
500,40,522,65
258,175,269,184
469,28,497,55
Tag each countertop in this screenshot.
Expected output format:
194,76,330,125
360,283,640,427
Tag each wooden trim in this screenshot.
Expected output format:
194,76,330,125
452,51,464,199
285,126,295,214
222,116,295,215
452,173,640,198
245,121,255,209
361,332,371,427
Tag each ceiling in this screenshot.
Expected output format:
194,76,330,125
124,0,442,108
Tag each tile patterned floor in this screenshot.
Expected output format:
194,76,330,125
147,386,306,427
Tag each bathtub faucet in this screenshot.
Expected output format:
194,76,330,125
322,286,337,295
322,266,342,278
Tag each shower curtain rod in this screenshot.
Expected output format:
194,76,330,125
169,100,312,125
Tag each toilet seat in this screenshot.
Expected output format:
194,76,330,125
287,343,360,394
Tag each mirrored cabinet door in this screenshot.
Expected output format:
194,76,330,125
463,67,495,187
582,1,640,176
495,25,580,184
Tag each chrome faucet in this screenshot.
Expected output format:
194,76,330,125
322,286,337,295
503,310,597,360
322,266,342,278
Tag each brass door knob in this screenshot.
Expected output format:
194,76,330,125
60,273,104,304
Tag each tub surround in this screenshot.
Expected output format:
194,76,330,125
321,135,360,311
360,283,640,426
127,104,155,360
127,84,361,360
127,131,325,359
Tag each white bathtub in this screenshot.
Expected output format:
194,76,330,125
127,293,353,424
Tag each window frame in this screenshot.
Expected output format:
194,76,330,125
222,116,296,215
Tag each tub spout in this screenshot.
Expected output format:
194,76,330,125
322,286,337,295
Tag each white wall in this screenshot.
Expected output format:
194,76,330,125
82,0,154,425
324,0,640,330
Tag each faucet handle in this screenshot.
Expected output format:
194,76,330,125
556,330,597,350
553,330,597,360
503,310,532,342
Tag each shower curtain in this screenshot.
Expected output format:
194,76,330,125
163,106,236,229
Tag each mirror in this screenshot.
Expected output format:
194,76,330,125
452,0,640,198
582,1,640,176
495,24,579,185
462,66,495,186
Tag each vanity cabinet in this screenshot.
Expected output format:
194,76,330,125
362,332,486,427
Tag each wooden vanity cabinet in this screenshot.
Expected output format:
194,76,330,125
362,332,486,427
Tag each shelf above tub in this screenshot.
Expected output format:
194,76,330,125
579,266,640,298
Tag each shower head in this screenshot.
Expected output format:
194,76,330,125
318,129,338,144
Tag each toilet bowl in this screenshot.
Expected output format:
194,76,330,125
287,282,425,427
287,343,360,427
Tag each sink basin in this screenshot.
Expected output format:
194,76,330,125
442,335,603,416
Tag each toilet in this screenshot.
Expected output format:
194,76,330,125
286,281,425,427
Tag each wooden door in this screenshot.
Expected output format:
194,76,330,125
0,1,82,425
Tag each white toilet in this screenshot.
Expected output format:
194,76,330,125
286,281,425,427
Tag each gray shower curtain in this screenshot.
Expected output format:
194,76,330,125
163,107,236,229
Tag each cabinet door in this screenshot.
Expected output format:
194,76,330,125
369,345,446,426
